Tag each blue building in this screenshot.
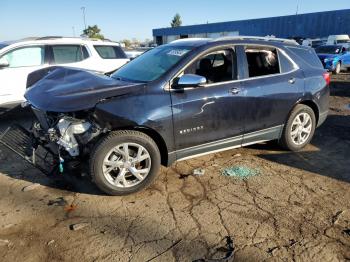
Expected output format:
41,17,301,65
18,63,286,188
153,9,350,45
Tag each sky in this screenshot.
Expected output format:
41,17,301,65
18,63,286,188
1,0,350,42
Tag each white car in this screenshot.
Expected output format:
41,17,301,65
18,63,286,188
0,37,129,112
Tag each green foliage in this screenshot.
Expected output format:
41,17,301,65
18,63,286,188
171,13,182,27
121,39,132,48
83,25,104,40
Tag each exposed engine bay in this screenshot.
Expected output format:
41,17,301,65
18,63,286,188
0,106,106,175
32,107,104,158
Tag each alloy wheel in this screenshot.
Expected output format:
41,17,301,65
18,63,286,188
102,143,152,188
290,112,313,146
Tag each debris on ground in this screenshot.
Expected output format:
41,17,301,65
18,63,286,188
193,168,205,176
0,239,10,247
221,166,260,179
193,236,235,262
64,204,77,213
70,223,90,231
47,197,68,206
2,224,15,229
47,240,55,246
22,183,40,192
343,229,350,237
233,153,241,158
179,174,190,179
145,239,182,262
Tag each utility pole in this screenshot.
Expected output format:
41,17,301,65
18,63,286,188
81,6,87,30
72,26,76,37
296,0,300,15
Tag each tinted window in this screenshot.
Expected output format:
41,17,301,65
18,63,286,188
278,50,295,73
245,46,280,77
288,47,323,68
315,45,342,54
111,45,192,82
94,45,127,59
51,45,84,64
184,49,237,83
0,46,44,67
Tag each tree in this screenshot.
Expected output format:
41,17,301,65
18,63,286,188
121,39,132,48
82,25,104,39
171,13,182,27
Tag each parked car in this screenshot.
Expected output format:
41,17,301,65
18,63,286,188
302,38,325,48
315,45,350,74
124,50,145,60
0,37,129,112
326,35,350,45
1,37,329,195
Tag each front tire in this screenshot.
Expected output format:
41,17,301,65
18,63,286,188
279,104,316,151
90,130,161,195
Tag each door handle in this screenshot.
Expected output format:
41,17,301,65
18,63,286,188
230,87,240,95
288,78,296,84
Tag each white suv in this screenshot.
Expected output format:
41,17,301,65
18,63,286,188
0,37,129,112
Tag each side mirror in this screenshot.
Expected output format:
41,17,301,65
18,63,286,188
173,74,207,89
0,58,9,69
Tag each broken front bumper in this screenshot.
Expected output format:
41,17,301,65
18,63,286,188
0,125,58,175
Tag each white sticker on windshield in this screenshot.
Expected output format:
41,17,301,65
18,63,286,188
167,49,189,56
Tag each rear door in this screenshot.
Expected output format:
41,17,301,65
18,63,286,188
238,45,304,145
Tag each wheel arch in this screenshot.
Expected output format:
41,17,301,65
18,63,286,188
297,100,320,125
108,126,169,167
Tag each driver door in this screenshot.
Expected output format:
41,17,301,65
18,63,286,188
170,47,245,160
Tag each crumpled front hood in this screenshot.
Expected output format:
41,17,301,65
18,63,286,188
317,54,338,60
25,67,144,112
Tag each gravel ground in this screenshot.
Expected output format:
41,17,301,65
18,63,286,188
0,74,349,261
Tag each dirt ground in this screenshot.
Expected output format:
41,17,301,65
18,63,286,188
0,74,349,262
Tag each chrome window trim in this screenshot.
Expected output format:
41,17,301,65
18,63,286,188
164,43,299,92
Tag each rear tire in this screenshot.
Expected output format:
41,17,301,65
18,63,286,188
279,104,316,151
90,130,161,196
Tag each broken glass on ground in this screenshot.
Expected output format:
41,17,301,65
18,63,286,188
221,166,260,179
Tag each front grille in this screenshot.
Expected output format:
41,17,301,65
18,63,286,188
0,125,58,175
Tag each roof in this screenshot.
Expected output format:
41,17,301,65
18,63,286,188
0,37,120,48
166,36,299,48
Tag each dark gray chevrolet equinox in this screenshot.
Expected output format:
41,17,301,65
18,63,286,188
1,37,329,195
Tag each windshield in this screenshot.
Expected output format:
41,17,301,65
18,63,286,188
111,45,192,82
315,46,341,54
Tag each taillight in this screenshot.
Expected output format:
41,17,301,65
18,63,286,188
323,72,330,86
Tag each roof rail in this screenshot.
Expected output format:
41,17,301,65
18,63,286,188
34,36,112,42
36,36,64,40
214,36,299,45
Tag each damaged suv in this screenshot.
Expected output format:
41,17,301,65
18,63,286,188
0,37,329,195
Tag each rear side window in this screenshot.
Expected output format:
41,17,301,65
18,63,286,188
51,45,87,64
244,46,280,77
94,45,127,59
0,46,45,68
287,47,323,69
278,50,296,73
